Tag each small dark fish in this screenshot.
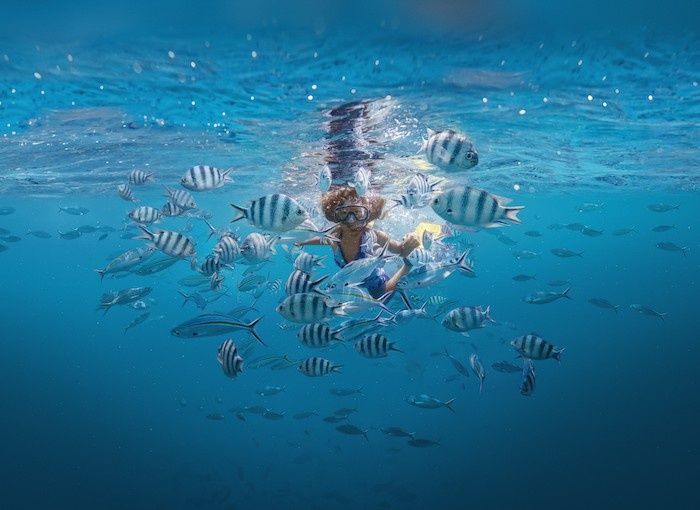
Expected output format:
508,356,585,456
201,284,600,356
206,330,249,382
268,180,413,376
524,230,542,237
27,230,52,239
512,274,536,282
323,415,347,424
588,298,620,314
652,225,675,232
550,248,583,258
329,387,364,397
491,361,522,373
335,424,368,440
497,234,518,246
576,202,603,213
380,427,415,438
523,287,572,304
612,227,636,236
58,206,89,215
58,229,82,240
655,242,687,256
547,223,564,230
630,304,667,321
0,206,16,215
580,227,603,237
564,223,585,231
513,250,541,260
77,225,100,234
293,411,318,419
243,405,267,415
407,438,440,448
1,235,22,243
206,413,225,421
262,409,285,421
648,203,680,212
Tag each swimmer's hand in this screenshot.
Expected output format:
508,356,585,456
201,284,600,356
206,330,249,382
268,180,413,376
399,232,420,258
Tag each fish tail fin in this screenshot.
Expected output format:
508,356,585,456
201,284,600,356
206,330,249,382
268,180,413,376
247,316,266,347
331,364,343,374
562,287,573,300
504,206,524,224
229,203,247,223
95,269,106,282
134,224,154,241
444,398,456,413
554,348,565,363
484,304,496,323
390,343,403,353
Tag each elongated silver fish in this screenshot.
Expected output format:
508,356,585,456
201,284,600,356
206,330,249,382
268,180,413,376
443,347,470,378
511,333,564,361
630,304,667,321
95,245,156,281
135,225,196,259
98,286,152,314
217,338,244,378
336,424,368,440
406,393,455,412
180,165,233,191
430,186,523,228
396,250,473,290
171,314,265,345
298,357,342,377
421,128,478,170
469,353,486,393
523,287,572,304
231,193,308,232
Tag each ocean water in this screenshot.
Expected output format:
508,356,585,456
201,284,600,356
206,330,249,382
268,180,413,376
1,2,699,509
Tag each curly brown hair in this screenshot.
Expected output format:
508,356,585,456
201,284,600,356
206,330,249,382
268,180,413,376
321,186,386,222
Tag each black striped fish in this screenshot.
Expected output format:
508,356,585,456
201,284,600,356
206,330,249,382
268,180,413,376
217,339,244,378
354,333,401,358
441,305,495,336
293,251,326,273
296,322,344,348
127,169,155,185
213,236,240,264
520,359,536,396
406,172,442,196
510,333,564,362
179,165,233,191
430,186,523,228
171,314,265,346
275,293,348,323
231,193,308,232
134,225,196,259
298,357,342,377
117,184,138,203
127,206,162,225
421,128,478,170
161,201,185,217
240,232,278,264
162,185,197,210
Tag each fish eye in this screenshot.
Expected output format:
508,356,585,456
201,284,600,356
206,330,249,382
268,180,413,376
466,153,473,159
446,209,453,214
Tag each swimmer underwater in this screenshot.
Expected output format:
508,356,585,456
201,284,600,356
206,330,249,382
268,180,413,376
296,186,420,300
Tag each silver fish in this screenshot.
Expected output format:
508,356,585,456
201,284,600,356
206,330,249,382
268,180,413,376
441,305,495,336
240,232,277,265
430,186,523,228
443,347,470,378
127,169,154,185
588,298,620,314
379,427,415,439
469,353,486,393
630,304,667,321
298,357,342,377
550,248,584,258
231,193,308,232
98,286,152,314
217,339,243,378
117,183,138,203
123,312,150,334
162,184,197,210
354,333,401,358
511,333,564,361
171,314,265,345
655,242,687,256
179,165,233,191
421,128,478,170
315,164,332,192
127,206,162,225
520,359,536,396
336,424,368,440
406,393,455,412
523,287,572,304
135,225,196,259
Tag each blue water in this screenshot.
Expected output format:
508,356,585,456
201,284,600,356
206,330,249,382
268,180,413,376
1,2,699,509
